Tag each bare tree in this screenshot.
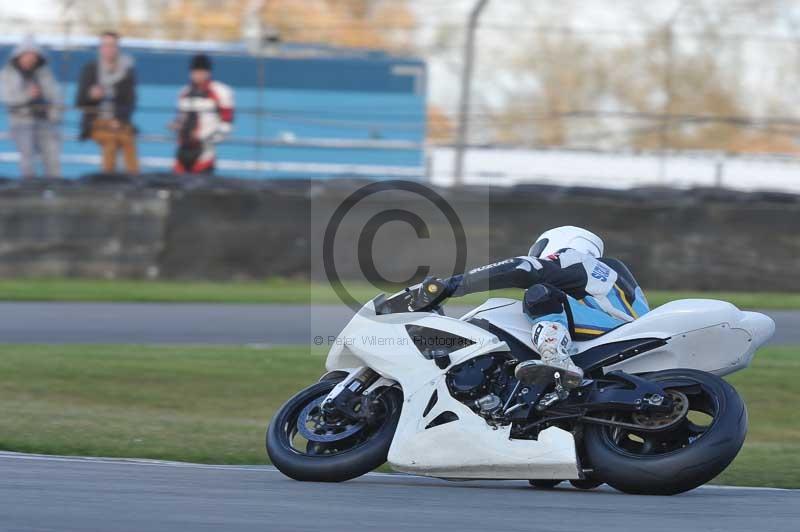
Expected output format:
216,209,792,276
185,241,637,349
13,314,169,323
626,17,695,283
479,0,798,153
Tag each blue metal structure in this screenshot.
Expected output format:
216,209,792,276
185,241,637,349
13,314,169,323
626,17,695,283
0,37,427,179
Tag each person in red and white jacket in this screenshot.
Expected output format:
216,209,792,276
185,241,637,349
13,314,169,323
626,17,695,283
171,54,234,174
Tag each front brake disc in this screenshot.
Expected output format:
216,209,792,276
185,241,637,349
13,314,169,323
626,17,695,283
296,395,366,443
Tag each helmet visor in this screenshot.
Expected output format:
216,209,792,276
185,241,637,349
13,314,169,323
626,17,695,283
528,238,549,257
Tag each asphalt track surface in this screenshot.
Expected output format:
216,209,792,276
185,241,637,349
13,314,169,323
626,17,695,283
0,302,798,346
0,452,797,532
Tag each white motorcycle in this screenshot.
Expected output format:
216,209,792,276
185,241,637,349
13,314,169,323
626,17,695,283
267,282,775,495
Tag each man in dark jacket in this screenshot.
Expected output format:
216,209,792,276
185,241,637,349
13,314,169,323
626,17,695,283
0,36,62,177
75,31,138,174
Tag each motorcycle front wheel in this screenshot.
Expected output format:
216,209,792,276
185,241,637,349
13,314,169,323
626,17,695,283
266,378,402,482
583,368,747,495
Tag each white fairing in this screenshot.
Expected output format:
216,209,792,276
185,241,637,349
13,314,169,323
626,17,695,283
326,302,581,480
465,298,774,376
323,296,773,480
390,379,577,479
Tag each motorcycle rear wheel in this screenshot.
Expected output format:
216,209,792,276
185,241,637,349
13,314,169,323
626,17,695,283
569,479,603,490
266,379,402,482
583,369,747,495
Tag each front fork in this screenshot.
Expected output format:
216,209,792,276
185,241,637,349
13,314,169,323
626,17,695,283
321,367,395,424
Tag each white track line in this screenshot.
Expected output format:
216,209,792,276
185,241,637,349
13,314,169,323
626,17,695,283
0,451,397,477
0,451,792,491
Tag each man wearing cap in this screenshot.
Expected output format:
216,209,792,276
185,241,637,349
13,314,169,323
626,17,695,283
171,54,235,174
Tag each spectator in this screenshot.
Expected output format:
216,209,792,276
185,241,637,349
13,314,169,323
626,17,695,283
171,54,234,174
0,36,62,178
76,31,138,174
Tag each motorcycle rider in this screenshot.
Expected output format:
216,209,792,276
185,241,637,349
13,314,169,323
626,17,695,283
419,226,649,388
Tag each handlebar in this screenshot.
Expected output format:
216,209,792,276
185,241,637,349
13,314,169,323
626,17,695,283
373,277,450,316
414,277,450,311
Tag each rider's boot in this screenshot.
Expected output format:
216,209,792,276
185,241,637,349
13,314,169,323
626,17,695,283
515,321,584,389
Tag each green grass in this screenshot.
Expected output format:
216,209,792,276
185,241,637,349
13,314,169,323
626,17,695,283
0,278,799,309
0,344,324,464
716,347,800,488
0,344,797,487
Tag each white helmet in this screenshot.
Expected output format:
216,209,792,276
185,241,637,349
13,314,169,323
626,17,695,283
528,226,604,258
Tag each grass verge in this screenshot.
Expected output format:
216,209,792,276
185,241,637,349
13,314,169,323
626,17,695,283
0,278,798,309
0,344,796,487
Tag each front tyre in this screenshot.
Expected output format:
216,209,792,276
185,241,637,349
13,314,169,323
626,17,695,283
266,379,402,482
584,369,747,495
528,479,562,489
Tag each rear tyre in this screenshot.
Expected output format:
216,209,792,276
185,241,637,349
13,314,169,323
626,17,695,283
266,379,402,482
584,369,747,495
569,479,603,490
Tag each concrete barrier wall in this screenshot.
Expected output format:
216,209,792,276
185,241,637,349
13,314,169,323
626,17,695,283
0,177,798,291
0,185,168,278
